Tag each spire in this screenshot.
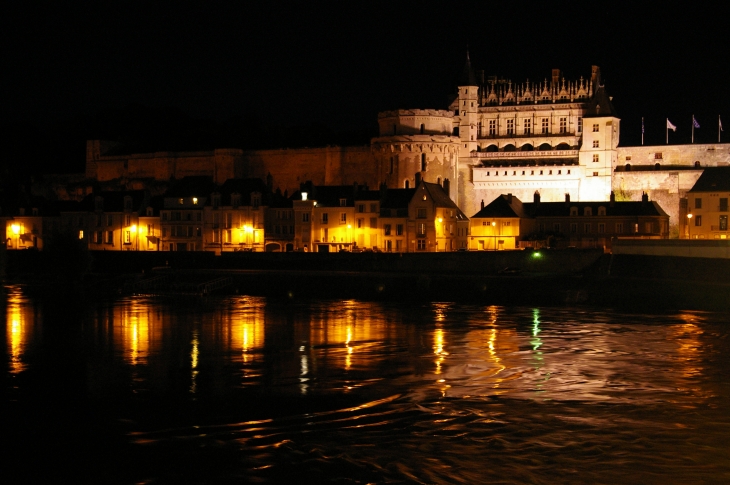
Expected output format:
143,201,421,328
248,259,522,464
460,48,478,86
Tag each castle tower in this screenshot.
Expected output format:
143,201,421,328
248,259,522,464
578,71,620,201
457,50,479,157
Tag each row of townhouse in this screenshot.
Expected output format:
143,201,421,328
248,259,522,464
4,175,677,254
470,191,670,250
683,167,730,240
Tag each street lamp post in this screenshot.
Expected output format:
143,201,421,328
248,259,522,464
687,213,693,240
491,221,496,250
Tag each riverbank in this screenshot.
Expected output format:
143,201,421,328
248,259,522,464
3,250,729,311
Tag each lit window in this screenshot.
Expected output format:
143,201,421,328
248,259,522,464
559,117,567,134
506,119,514,135
523,118,531,134
541,118,549,134
593,140,599,148
592,124,599,132
593,154,599,163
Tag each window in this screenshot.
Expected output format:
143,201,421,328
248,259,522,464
389,157,394,174
489,120,496,135
598,223,605,233
178,198,184,205
559,117,567,134
125,197,132,210
695,215,702,226
107,215,113,226
541,118,549,134
78,230,84,240
592,124,599,132
106,231,113,244
553,223,561,232
506,119,514,135
720,215,729,231
593,140,599,148
598,207,606,216
302,213,309,222
721,198,728,212
384,224,392,236
357,218,363,228
370,218,377,228
593,172,599,177
417,240,427,250
616,222,624,233
357,204,364,213
593,154,599,163
584,223,591,233
570,207,578,216
584,207,592,216
340,213,347,223
192,197,199,205
654,152,663,160
417,223,426,236
695,198,702,209
322,213,328,224
339,198,347,207
421,153,427,172
570,223,578,233
417,208,427,219
124,230,131,244
577,117,583,133
523,118,531,134
396,224,404,235
370,203,377,213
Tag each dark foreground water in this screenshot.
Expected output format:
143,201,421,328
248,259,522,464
3,285,730,484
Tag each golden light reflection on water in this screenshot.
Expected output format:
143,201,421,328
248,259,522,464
672,312,706,382
308,300,389,374
6,287,33,374
115,299,154,366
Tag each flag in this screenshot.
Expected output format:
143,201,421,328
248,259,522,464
667,119,677,131
693,116,700,129
642,118,645,134
720,116,724,132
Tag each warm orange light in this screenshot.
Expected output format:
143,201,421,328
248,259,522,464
11,224,20,235
130,224,137,233
687,213,693,219
491,221,496,227
438,218,443,223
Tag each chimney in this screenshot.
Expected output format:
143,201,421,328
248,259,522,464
610,191,616,207
565,193,570,205
481,199,484,210
642,192,649,203
552,69,561,86
415,172,422,185
507,193,513,204
443,178,450,196
534,191,541,204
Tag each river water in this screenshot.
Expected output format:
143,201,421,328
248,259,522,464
3,285,730,484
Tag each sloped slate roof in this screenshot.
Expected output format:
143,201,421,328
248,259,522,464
688,166,730,192
471,194,529,219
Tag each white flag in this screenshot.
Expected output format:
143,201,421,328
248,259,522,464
667,119,677,132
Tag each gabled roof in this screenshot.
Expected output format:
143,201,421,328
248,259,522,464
217,178,269,205
379,188,416,209
475,194,669,219
471,194,529,219
165,176,216,198
688,167,730,192
86,190,148,213
416,182,469,220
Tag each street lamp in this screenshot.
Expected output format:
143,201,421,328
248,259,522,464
131,224,138,250
11,223,20,249
491,221,497,251
687,212,693,240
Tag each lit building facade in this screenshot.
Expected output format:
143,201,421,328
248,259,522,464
684,167,730,240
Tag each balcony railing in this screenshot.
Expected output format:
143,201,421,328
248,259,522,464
472,149,579,159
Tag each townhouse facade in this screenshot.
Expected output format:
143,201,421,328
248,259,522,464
683,167,730,240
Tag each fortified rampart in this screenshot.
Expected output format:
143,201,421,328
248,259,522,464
86,141,379,194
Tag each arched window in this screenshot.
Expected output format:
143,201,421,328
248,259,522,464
405,180,410,189
539,143,552,151
521,143,534,151
655,163,661,170
570,207,578,216
556,143,571,150
598,206,606,216
584,207,592,216
694,161,701,167
486,144,498,152
625,164,631,171
420,124,425,134
503,144,516,152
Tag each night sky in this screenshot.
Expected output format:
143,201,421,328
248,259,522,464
5,2,730,173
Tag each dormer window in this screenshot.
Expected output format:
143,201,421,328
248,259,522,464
584,207,592,216
124,196,133,211
178,198,184,205
32,208,39,216
231,194,241,208
339,198,347,207
598,206,606,216
146,207,153,216
570,207,578,216
212,194,220,209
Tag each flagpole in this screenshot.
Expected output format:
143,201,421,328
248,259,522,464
692,115,694,144
719,115,722,143
641,117,644,145
666,118,668,144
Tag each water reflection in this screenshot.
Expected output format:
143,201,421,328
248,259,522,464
5,286,34,375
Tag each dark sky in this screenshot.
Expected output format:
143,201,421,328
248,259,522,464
5,1,730,162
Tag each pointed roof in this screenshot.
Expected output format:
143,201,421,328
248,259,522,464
688,167,730,192
585,84,618,117
459,49,478,86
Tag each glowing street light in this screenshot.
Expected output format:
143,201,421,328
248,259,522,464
687,212,693,240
